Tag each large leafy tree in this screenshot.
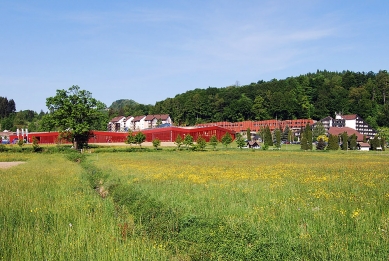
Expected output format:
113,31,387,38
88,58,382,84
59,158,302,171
45,85,106,149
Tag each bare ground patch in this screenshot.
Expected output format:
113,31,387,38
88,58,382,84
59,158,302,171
0,162,26,169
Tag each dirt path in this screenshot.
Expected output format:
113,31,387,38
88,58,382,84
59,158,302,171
0,162,26,169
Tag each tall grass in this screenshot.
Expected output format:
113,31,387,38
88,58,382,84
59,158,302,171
0,154,169,260
93,150,389,260
1,149,389,260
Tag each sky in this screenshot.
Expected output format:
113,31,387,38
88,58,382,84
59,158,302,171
1,0,388,112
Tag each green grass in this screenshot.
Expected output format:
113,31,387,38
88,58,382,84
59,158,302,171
0,154,170,260
1,149,389,260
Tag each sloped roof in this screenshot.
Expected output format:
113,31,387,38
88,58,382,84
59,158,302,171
359,142,370,147
144,114,170,121
341,114,357,120
247,141,259,147
328,127,364,141
110,116,125,123
320,116,333,121
125,116,133,121
144,115,156,121
133,115,145,122
155,114,170,120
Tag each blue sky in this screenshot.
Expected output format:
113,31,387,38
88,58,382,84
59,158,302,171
1,0,388,112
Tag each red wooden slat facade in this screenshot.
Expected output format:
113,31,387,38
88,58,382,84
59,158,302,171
8,126,235,144
197,119,315,133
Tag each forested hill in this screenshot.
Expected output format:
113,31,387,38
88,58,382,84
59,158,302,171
149,70,389,128
2,70,388,132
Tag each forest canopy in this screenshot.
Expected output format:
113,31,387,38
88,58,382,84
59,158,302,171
1,70,389,132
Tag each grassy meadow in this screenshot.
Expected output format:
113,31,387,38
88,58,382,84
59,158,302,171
1,147,389,260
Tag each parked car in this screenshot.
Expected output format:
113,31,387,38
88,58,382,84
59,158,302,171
1,140,10,144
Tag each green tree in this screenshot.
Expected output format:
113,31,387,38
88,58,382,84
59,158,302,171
377,70,389,104
175,134,183,150
300,136,308,150
340,132,348,150
327,134,339,150
126,130,135,145
263,126,273,147
306,124,313,150
235,133,246,149
252,96,269,120
221,133,233,148
45,85,106,149
370,135,380,150
349,134,357,150
134,132,146,147
32,136,42,152
152,138,161,150
312,122,326,142
246,128,251,141
288,128,294,143
196,136,207,151
301,123,312,150
183,134,194,150
17,139,24,148
209,135,219,150
282,126,290,141
316,138,326,150
274,128,281,149
380,136,386,151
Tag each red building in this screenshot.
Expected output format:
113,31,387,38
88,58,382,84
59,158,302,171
9,126,235,144
197,119,315,133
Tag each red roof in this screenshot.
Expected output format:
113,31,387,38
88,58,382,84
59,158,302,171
144,115,155,121
144,114,170,121
110,116,125,123
125,116,133,121
132,116,145,122
341,114,357,120
328,127,364,141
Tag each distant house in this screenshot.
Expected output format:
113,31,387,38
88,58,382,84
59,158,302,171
358,142,370,151
144,114,172,129
124,116,134,131
108,116,126,132
132,116,146,131
327,127,364,142
317,113,376,139
247,141,260,149
108,114,173,132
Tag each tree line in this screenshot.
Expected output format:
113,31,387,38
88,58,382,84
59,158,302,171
2,69,389,133
149,70,389,128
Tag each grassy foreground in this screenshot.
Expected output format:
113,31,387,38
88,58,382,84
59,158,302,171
0,153,169,260
1,149,389,260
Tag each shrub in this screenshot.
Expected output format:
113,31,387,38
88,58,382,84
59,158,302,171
65,150,86,163
152,138,161,150
32,137,42,152
316,138,326,150
196,136,207,151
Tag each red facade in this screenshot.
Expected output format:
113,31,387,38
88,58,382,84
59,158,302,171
197,119,315,132
9,126,235,144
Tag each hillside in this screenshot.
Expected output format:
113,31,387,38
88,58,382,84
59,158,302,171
150,70,389,128
2,69,389,132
